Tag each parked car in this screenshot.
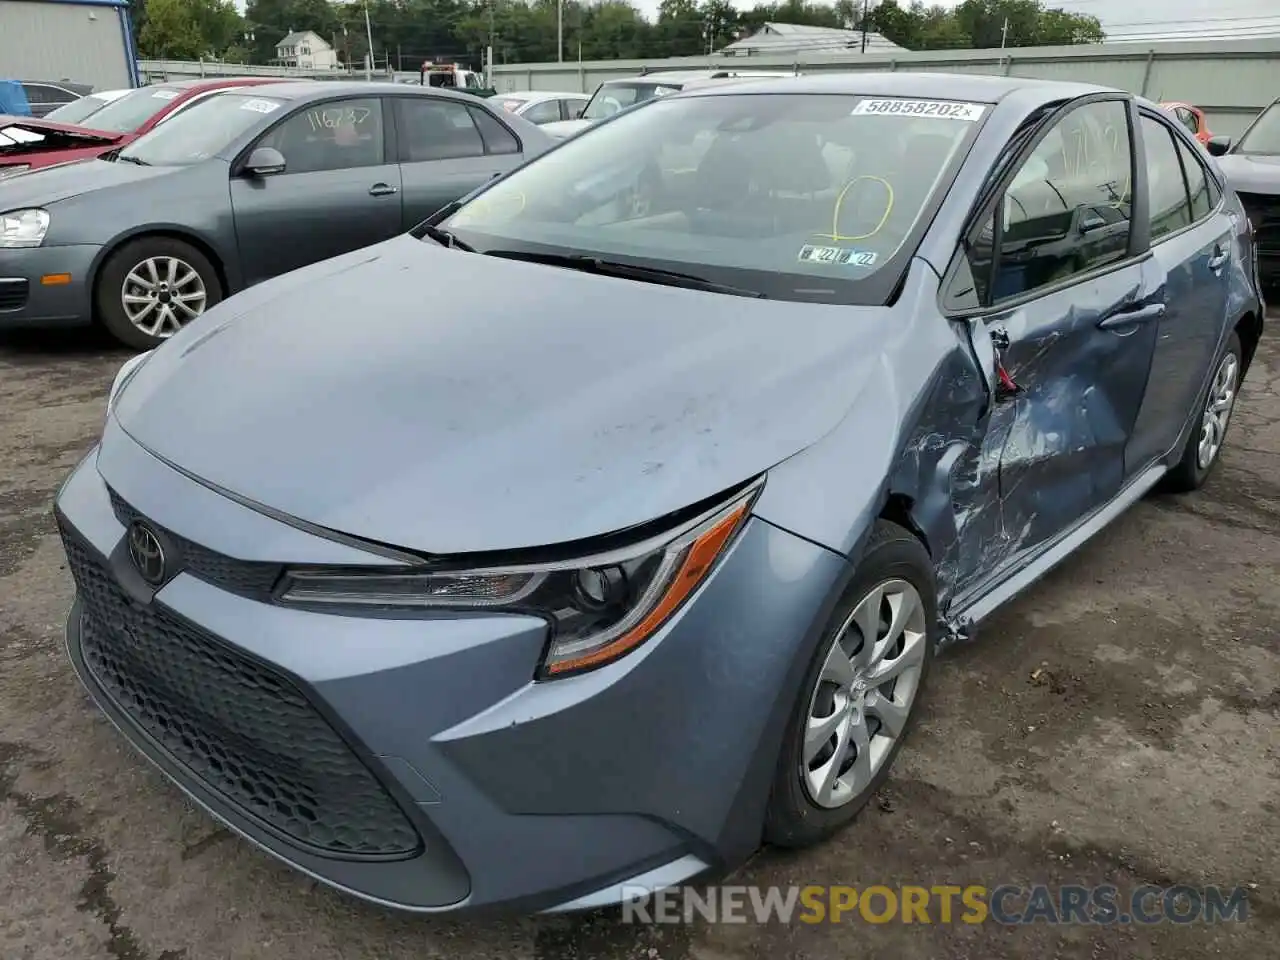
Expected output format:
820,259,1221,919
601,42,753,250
489,90,589,125
1206,96,1280,292
539,69,795,140
0,78,288,180
54,73,1262,917
42,88,132,126
0,81,553,348
20,80,93,117
1162,100,1214,145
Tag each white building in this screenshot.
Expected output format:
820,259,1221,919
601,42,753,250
274,30,340,70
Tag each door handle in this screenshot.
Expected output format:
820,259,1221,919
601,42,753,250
1097,302,1166,330
1207,246,1230,272
369,183,398,197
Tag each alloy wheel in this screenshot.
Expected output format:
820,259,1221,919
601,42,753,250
801,578,928,809
121,256,208,339
1197,351,1238,470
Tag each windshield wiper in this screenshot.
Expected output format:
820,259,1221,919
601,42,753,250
419,222,475,252
115,154,150,166
482,250,766,299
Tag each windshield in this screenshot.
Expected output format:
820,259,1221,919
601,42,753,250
76,85,182,133
1236,102,1280,155
118,93,285,166
582,81,683,121
439,93,982,304
45,94,114,126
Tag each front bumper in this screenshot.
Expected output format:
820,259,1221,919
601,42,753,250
0,243,99,328
54,423,847,914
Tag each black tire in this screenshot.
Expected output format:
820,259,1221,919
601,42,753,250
1162,331,1243,493
95,236,223,350
764,520,938,849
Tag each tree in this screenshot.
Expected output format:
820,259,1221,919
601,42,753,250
139,0,205,58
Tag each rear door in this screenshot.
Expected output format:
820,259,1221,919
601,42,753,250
230,96,403,286
1123,111,1233,473
947,96,1162,586
392,96,523,228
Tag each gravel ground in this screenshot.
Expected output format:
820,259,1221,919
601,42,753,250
1,320,1276,960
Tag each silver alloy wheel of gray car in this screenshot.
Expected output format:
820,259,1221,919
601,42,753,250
121,256,208,339
801,578,927,809
1197,351,1239,470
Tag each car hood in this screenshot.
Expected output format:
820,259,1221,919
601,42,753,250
113,235,897,556
540,118,592,140
0,154,170,204
1216,153,1280,194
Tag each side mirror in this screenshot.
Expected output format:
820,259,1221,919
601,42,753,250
244,146,286,177
1206,136,1232,158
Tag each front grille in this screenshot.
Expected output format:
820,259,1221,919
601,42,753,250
0,278,29,311
107,488,282,600
61,524,423,860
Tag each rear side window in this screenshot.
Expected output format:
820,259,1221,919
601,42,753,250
468,106,520,155
1141,116,1193,242
395,98,484,161
521,99,560,125
1175,135,1216,221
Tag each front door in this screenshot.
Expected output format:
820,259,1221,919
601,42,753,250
952,97,1160,588
1124,113,1233,473
391,96,524,229
230,96,403,287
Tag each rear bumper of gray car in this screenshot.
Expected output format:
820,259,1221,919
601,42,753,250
54,426,848,914
0,243,99,327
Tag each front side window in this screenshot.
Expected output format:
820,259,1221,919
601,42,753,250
441,93,982,304
1235,102,1280,155
81,86,182,133
259,97,385,173
581,81,682,121
118,93,287,166
1143,116,1193,242
978,99,1133,302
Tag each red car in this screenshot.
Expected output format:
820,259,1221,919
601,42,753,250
1161,101,1214,146
0,77,288,179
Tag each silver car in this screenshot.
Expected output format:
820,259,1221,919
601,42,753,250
489,90,589,126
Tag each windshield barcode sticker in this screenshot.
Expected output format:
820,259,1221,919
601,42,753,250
151,90,179,100
240,99,281,114
798,245,877,266
852,99,986,121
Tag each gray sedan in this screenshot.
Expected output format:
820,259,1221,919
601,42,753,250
0,81,553,348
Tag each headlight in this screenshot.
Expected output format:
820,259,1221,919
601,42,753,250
106,349,153,415
0,208,49,247
280,480,761,678
0,165,31,180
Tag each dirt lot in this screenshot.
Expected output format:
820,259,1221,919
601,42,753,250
1,321,1277,960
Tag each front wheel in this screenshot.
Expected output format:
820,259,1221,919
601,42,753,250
764,520,938,848
1162,331,1242,493
96,236,223,350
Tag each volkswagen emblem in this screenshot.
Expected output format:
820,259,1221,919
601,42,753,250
127,521,166,585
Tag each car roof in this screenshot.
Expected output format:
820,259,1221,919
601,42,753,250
153,77,290,93
500,90,587,101
680,71,1116,105
226,80,485,103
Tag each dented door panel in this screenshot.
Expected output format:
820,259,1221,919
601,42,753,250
979,261,1161,568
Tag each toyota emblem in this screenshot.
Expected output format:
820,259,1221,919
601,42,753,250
127,521,167,585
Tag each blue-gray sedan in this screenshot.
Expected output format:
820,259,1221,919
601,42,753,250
54,72,1263,915
0,81,551,348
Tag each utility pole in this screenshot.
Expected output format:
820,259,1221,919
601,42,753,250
860,0,869,54
557,0,563,62
363,0,374,80
1000,17,1009,49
